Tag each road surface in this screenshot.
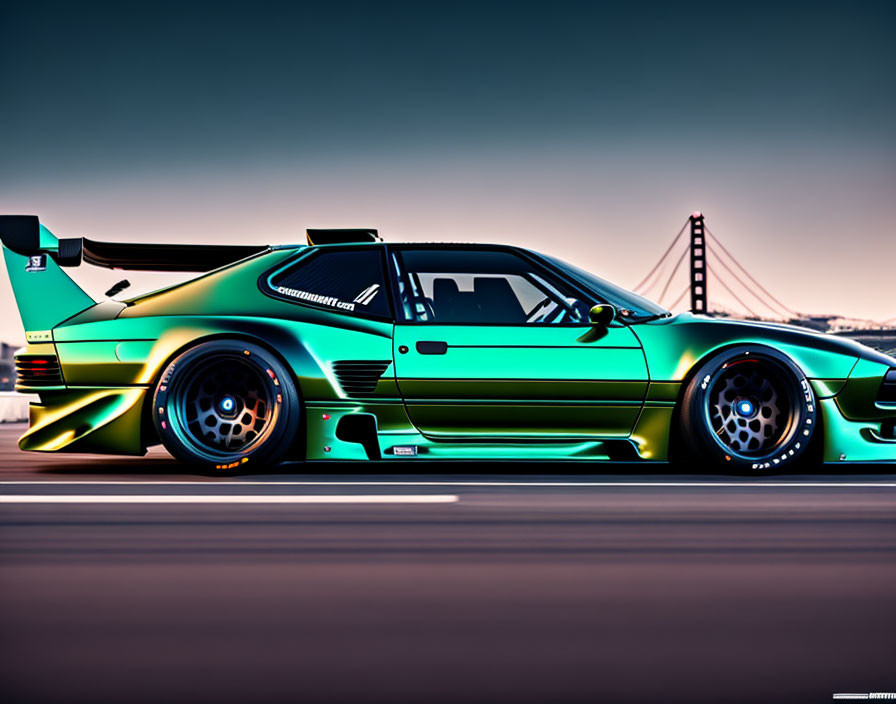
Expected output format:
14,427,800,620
1,425,894,703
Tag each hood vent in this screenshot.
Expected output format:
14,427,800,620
331,360,391,397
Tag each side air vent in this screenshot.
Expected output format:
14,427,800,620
331,360,391,397
15,354,63,386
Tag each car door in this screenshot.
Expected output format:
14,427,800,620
389,246,648,440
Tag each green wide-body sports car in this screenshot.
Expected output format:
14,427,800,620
2,215,895,472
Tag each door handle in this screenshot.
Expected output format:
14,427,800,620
416,341,448,355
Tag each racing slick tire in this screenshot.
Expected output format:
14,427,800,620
679,346,818,472
152,340,300,473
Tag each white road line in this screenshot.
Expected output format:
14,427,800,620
0,494,459,504
1,481,895,488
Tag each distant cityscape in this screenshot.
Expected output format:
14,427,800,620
0,342,15,391
707,311,896,357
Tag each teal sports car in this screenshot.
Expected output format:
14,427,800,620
2,215,895,472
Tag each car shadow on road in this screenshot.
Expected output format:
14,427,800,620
18,455,896,481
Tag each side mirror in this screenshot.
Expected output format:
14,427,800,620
589,304,616,327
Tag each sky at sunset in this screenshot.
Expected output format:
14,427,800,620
1,0,894,342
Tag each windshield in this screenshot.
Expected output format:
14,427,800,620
538,253,670,320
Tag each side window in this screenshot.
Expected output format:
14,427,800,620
395,249,592,324
268,248,390,319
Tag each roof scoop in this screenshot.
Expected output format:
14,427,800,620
306,228,380,246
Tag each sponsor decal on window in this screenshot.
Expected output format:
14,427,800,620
353,284,380,305
276,286,357,311
275,283,381,312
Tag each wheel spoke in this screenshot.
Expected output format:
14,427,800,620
709,360,793,458
175,355,274,454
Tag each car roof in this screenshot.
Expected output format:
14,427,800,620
305,241,527,251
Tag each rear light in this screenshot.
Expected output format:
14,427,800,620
878,369,896,404
15,354,63,386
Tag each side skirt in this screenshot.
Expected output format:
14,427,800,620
304,401,665,462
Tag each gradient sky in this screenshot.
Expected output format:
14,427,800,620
1,0,894,341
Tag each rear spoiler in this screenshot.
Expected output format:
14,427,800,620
1,216,382,333
76,239,268,272
0,215,269,272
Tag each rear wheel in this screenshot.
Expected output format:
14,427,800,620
152,340,300,473
680,347,817,472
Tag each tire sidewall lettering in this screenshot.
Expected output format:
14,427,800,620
686,347,816,472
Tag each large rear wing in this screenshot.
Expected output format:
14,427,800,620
0,215,268,272
0,215,381,333
0,215,270,333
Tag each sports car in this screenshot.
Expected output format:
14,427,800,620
2,215,895,472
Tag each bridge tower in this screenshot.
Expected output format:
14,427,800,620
689,212,707,314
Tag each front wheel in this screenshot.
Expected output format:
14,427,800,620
152,340,300,473
679,347,817,472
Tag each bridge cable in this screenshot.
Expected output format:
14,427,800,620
704,227,796,316
706,249,789,319
639,240,690,297
708,264,760,318
657,246,690,305
633,220,689,292
667,285,690,310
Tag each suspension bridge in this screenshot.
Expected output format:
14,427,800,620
632,212,896,342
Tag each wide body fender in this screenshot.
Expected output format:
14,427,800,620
23,311,398,455
629,314,895,463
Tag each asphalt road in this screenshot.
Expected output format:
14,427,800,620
1,425,894,704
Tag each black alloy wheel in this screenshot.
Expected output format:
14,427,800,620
680,347,817,472
153,340,300,472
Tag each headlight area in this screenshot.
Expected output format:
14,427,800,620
879,419,896,441
814,361,896,460
826,359,896,444
876,370,896,440
878,368,896,404
834,359,896,417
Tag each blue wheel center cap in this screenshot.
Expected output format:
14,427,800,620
218,396,237,414
735,398,757,418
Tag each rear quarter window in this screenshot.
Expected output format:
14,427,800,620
265,248,391,319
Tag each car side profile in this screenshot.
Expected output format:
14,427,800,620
2,215,895,473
